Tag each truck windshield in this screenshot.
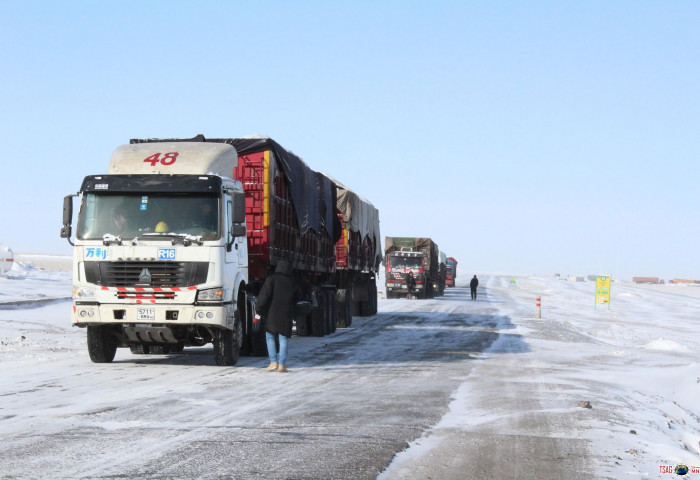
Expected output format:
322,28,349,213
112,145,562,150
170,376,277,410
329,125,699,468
389,256,422,270
77,193,220,240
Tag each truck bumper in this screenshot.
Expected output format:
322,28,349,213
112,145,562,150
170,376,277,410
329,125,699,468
71,303,232,329
386,284,423,293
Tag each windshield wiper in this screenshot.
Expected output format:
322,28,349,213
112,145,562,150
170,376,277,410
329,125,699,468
142,233,203,246
102,234,123,246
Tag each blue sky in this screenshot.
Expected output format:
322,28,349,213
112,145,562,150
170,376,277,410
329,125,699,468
1,1,698,281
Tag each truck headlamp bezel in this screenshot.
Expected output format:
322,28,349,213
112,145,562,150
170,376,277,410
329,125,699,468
197,287,224,303
73,286,95,301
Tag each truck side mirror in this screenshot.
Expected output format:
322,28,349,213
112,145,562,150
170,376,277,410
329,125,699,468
232,192,246,224
231,224,246,237
60,195,75,245
226,192,247,251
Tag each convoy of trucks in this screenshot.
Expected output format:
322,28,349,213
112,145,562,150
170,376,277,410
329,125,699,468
61,135,380,366
60,133,456,366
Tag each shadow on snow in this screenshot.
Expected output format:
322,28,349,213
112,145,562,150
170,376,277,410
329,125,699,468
110,285,529,368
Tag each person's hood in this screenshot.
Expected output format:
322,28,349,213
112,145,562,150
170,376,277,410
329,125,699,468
275,260,293,276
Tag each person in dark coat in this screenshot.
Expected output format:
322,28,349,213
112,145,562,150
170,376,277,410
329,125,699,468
255,260,301,372
405,271,416,299
470,275,479,300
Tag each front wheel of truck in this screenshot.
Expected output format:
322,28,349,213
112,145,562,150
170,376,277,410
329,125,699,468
87,325,118,363
214,328,239,366
214,311,241,366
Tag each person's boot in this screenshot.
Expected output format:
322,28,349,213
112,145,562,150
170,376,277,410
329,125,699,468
277,364,288,373
266,362,278,371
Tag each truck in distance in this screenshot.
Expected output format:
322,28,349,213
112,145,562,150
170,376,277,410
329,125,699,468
445,257,458,287
384,237,439,299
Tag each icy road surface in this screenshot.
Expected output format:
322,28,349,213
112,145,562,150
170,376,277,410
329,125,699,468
2,265,700,479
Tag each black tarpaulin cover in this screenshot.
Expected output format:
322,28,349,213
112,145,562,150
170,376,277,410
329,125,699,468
322,173,382,264
129,134,340,242
232,137,340,242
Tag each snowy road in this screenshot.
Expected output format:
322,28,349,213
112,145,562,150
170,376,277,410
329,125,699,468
0,276,509,479
2,266,700,479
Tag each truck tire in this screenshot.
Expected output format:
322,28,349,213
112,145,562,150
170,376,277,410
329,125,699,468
345,288,353,327
312,290,325,337
214,327,239,366
171,343,185,353
87,325,118,363
327,290,337,334
214,309,241,366
150,345,171,354
336,289,349,328
356,283,370,316
296,313,311,336
130,344,149,354
369,282,378,315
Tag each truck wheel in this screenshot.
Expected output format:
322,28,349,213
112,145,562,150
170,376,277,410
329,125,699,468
150,345,171,354
312,290,325,337
214,310,241,366
356,284,369,316
327,290,337,334
296,313,311,336
87,325,118,363
369,282,378,315
130,344,150,354
336,289,348,328
345,288,353,327
171,343,185,353
353,296,361,316
214,327,239,366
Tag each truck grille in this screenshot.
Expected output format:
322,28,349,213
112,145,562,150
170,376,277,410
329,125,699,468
84,262,208,288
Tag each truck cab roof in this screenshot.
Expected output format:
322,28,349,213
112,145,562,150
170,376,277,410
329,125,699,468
108,142,237,177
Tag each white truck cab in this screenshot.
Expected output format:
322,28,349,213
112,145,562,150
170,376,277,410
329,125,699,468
61,140,249,366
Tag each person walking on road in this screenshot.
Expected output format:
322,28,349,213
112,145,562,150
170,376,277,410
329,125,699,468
255,260,301,373
470,275,479,300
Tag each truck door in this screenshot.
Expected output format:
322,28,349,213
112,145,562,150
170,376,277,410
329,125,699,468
225,192,247,266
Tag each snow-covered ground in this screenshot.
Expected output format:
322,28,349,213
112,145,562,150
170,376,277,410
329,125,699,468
382,275,700,479
1,259,699,479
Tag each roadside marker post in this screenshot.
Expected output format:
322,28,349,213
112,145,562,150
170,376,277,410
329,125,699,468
536,296,541,318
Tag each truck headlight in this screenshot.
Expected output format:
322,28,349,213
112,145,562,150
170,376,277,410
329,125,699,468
73,286,95,301
197,288,224,302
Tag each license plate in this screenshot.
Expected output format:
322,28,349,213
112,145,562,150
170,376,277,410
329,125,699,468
137,308,155,321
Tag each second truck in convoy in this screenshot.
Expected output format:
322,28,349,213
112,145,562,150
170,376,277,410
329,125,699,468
328,176,381,326
384,237,441,299
61,135,381,366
